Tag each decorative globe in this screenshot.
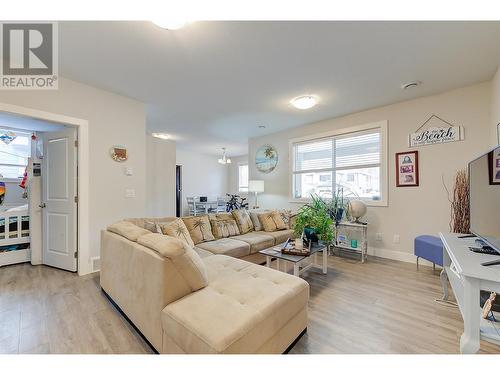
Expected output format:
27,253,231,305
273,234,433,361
348,200,367,223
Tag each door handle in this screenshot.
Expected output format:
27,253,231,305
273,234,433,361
39,203,46,208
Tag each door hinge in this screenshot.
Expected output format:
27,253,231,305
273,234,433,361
74,140,78,147
74,251,78,259
74,196,78,203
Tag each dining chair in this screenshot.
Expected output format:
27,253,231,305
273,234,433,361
186,197,204,216
216,197,227,213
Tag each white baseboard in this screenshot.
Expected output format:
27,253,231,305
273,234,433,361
367,246,440,268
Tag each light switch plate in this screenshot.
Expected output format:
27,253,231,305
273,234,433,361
124,167,133,176
125,188,135,198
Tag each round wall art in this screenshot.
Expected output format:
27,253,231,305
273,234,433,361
255,144,278,173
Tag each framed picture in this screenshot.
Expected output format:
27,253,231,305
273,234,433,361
497,122,500,145
488,147,500,185
110,145,128,162
396,150,419,187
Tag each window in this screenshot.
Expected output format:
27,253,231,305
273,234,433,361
0,130,31,179
291,122,386,205
238,164,249,192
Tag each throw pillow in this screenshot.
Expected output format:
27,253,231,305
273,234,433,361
144,220,162,234
249,210,270,231
182,215,215,245
258,211,287,232
210,219,240,239
231,209,254,234
160,218,195,247
277,209,292,229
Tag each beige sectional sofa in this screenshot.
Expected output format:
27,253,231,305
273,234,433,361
100,212,309,354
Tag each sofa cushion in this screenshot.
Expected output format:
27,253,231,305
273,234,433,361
197,238,250,258
249,210,270,231
160,218,195,247
258,211,287,232
182,215,215,245
231,232,275,253
261,229,294,245
194,246,215,259
107,221,151,242
277,209,292,230
232,209,254,234
210,218,240,239
138,233,208,292
162,255,309,353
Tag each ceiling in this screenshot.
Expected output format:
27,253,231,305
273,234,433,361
0,112,67,132
59,21,500,156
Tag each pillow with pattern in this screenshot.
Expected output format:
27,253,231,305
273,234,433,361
182,215,215,245
258,211,287,232
231,209,254,234
210,219,240,239
160,218,195,247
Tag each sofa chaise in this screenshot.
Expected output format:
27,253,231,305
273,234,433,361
100,211,309,354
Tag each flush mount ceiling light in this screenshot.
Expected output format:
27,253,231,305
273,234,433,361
401,81,422,90
152,19,189,30
290,95,319,110
152,132,170,140
217,147,231,165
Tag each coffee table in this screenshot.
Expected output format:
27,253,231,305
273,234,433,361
259,242,328,277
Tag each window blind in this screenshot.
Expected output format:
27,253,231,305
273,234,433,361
335,130,380,169
294,138,332,172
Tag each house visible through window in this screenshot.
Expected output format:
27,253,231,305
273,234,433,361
0,130,31,179
291,125,384,203
238,164,249,192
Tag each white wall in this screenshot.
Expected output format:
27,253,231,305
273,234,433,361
249,82,492,263
176,149,229,215
228,155,249,195
0,77,146,273
146,136,176,217
491,66,500,147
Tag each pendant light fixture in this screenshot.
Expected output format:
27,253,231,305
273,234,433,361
218,148,232,165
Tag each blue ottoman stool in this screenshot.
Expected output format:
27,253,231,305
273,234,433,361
414,235,443,272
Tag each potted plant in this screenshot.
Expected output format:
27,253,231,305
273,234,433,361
292,195,335,244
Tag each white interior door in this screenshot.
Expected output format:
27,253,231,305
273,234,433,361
42,127,77,272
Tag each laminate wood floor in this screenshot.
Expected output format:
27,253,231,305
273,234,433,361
1,255,499,354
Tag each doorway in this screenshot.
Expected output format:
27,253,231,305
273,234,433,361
0,115,78,272
176,165,182,217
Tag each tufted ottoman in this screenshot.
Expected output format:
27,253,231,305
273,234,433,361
414,235,443,271
161,254,309,353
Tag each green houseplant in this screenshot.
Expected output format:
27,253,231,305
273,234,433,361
293,195,336,243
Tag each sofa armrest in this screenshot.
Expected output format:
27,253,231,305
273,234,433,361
100,230,191,352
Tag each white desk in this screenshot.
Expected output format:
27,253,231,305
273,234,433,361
439,233,500,353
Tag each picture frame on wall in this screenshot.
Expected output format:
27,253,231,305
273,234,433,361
488,147,500,185
497,122,500,145
396,150,419,187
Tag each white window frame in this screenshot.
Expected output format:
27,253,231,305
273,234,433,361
238,163,249,193
0,128,32,182
288,120,388,207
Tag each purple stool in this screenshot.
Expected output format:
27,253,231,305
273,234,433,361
414,235,443,272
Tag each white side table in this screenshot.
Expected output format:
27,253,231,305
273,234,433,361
333,221,368,263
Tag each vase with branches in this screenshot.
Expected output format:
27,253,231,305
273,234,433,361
442,168,470,233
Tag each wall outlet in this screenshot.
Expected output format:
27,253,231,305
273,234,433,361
375,233,383,241
393,234,400,244
124,167,133,176
125,188,136,198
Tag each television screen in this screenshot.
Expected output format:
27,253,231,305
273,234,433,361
469,145,500,252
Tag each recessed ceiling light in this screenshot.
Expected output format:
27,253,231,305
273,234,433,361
401,81,421,90
152,20,189,30
290,95,319,110
152,132,170,140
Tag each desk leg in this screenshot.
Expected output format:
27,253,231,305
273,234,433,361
293,262,299,277
460,277,481,354
266,256,271,268
322,248,327,274
439,268,449,301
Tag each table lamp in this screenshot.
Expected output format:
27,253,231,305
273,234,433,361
248,180,264,209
